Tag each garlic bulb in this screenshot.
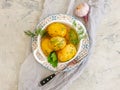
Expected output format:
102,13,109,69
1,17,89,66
75,3,89,17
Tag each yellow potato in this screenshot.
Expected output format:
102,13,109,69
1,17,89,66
41,37,53,56
65,28,78,45
47,22,67,37
50,36,66,51
57,44,77,62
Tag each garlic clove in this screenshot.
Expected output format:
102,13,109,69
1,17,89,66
75,3,89,17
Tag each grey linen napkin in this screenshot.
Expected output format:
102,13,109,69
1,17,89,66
18,0,109,90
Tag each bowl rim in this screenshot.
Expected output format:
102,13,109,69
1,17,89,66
36,19,85,65
32,14,89,71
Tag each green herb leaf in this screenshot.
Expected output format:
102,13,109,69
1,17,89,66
69,29,79,45
24,31,35,37
40,29,47,37
51,60,58,67
35,28,42,36
48,55,52,63
47,51,58,67
24,28,47,38
51,52,57,62
72,20,77,27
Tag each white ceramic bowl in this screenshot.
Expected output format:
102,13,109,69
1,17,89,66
33,14,88,71
38,21,82,64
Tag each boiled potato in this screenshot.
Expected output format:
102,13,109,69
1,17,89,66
41,37,53,56
57,44,76,62
47,22,67,37
65,28,78,45
50,36,66,51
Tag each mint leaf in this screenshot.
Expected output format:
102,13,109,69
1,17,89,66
51,60,58,67
47,55,52,63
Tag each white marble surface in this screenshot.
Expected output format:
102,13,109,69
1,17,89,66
0,0,120,90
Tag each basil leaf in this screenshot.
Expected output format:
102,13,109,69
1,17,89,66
69,29,79,45
47,51,58,68
40,30,47,37
51,60,58,67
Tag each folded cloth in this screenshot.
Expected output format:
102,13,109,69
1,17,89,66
18,0,109,90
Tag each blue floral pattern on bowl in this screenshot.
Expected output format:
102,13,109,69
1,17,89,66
32,14,90,72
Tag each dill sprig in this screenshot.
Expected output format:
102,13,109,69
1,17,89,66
24,28,46,37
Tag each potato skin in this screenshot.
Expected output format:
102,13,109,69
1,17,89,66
50,36,66,51
41,37,53,56
47,22,67,37
57,44,77,62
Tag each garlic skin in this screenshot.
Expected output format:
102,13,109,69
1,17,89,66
75,3,89,17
